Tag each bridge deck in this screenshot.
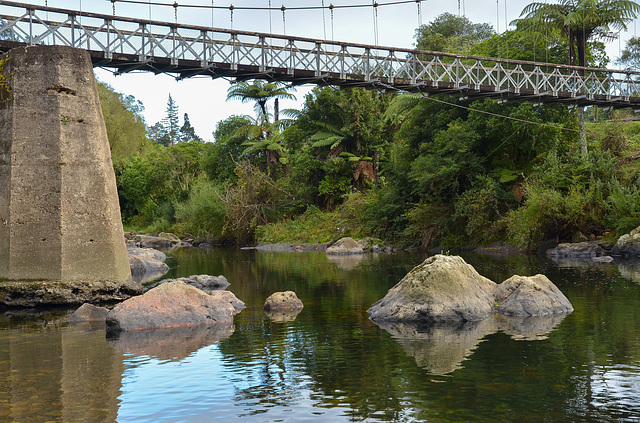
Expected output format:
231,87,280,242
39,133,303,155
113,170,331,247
1,0,640,107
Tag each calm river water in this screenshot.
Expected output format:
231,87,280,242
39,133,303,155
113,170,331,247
1,248,640,422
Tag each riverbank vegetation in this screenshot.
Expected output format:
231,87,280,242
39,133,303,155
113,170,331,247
100,9,640,251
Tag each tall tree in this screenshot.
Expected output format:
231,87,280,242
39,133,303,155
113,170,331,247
97,82,151,158
226,80,296,123
180,113,202,143
514,0,640,158
415,12,494,53
618,36,640,69
163,94,180,146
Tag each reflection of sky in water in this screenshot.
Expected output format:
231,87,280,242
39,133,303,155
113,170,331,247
118,347,238,422
116,345,361,422
591,363,640,417
116,331,363,422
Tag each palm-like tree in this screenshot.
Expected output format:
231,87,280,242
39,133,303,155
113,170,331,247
232,114,294,172
516,0,640,67
514,0,640,157
226,80,296,123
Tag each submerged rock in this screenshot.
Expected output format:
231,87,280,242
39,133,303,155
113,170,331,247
367,255,498,324
326,237,364,255
263,291,304,311
68,303,110,323
106,281,243,333
145,274,230,293
494,275,574,317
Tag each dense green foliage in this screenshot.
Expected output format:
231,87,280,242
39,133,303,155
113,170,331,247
97,82,151,158
99,12,640,250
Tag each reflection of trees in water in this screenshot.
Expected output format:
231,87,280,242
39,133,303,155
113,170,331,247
170,249,640,421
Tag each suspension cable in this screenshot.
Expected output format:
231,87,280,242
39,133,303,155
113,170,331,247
321,0,327,41
504,0,508,60
330,3,334,42
112,0,424,12
282,5,286,35
372,1,379,46
268,0,272,36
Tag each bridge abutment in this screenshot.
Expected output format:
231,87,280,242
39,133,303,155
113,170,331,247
0,45,140,306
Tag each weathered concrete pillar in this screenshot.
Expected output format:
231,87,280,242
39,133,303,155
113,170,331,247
0,45,140,306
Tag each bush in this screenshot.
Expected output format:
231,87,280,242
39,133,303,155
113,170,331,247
173,177,228,242
506,181,598,249
453,175,503,244
605,179,640,235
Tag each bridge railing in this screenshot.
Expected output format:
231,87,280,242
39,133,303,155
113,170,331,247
1,0,639,104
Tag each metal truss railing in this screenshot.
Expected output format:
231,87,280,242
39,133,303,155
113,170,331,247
1,0,640,106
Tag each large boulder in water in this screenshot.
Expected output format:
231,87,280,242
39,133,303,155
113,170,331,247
367,255,498,323
494,274,574,317
106,281,244,333
611,225,640,258
326,237,364,255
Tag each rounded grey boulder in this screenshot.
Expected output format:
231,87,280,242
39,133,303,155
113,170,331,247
326,237,364,255
494,274,574,317
264,291,304,311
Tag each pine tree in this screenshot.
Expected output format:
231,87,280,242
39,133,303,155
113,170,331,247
180,113,201,143
162,94,180,146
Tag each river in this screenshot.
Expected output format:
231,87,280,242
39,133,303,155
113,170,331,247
1,248,640,422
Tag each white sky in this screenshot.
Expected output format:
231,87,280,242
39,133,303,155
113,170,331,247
13,0,640,140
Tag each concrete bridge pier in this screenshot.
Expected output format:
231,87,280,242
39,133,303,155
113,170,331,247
0,45,141,306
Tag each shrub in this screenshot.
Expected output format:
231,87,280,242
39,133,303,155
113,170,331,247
173,177,228,242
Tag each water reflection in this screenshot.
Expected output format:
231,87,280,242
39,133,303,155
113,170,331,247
108,324,235,361
0,312,122,423
617,261,640,285
375,313,568,375
264,308,303,322
376,319,497,375
1,250,640,422
325,253,365,270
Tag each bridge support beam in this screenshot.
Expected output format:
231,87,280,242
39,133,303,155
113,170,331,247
0,45,141,306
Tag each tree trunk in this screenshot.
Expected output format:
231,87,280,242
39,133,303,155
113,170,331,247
373,151,380,187
274,98,279,122
578,106,588,159
576,35,588,159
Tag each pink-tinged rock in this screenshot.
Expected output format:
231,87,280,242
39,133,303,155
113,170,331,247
106,281,243,333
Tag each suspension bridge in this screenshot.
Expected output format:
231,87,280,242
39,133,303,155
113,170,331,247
1,0,640,106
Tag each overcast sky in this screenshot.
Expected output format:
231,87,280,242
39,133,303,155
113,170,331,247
9,0,639,140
